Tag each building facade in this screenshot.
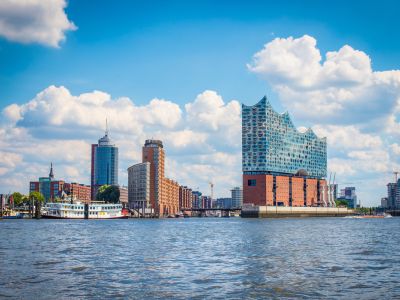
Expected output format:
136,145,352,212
242,96,329,207
338,187,357,208
231,187,243,208
192,191,202,208
63,183,91,203
216,198,232,208
179,186,193,211
128,162,151,210
118,186,128,208
142,139,165,213
30,163,90,203
385,181,400,209
91,127,118,199
128,139,189,216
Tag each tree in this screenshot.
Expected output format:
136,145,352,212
96,185,120,203
29,191,45,203
335,199,348,207
12,192,26,207
29,191,45,219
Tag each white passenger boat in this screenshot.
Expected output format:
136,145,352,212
42,202,126,219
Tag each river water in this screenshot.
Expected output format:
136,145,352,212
1,217,399,299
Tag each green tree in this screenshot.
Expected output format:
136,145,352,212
12,192,26,207
29,191,45,219
96,185,120,203
29,191,45,203
335,199,348,207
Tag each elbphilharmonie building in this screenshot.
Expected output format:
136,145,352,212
242,96,329,207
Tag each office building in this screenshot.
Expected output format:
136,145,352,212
192,191,202,208
91,124,118,199
128,162,151,210
242,96,329,207
231,187,243,208
216,197,232,208
381,197,388,208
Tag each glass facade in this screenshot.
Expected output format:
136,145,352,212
39,177,51,202
242,96,327,178
94,133,118,186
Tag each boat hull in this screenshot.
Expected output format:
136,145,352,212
41,215,128,219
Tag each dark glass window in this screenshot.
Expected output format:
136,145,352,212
248,179,256,186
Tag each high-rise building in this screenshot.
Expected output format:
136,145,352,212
231,187,243,208
381,197,388,208
128,139,184,216
142,139,165,213
91,124,118,199
386,181,400,209
128,162,151,210
338,187,357,208
192,191,202,208
242,96,329,207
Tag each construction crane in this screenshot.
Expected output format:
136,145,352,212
393,171,399,183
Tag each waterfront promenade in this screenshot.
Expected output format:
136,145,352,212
1,218,399,299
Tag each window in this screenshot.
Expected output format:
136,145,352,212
248,179,257,186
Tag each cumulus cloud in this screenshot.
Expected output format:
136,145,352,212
0,86,242,198
249,35,400,205
248,35,400,125
0,0,76,47
313,125,382,150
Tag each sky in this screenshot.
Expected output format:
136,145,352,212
1,0,400,206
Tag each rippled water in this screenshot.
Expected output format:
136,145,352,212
1,217,400,299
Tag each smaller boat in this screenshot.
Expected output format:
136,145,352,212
2,212,24,219
344,213,392,219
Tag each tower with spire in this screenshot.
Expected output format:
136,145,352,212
49,162,54,180
90,119,119,200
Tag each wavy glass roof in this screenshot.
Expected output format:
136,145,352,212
242,96,327,178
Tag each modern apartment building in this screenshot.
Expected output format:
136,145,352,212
242,96,329,207
91,125,118,199
386,181,400,209
231,187,243,208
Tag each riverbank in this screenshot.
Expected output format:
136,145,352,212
241,205,353,218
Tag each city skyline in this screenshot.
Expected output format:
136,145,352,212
1,1,400,206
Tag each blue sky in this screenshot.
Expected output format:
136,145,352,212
2,0,400,109
1,0,400,206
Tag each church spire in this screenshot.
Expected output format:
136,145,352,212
49,162,54,180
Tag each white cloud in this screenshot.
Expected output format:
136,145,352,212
248,35,400,126
390,143,400,155
0,0,76,47
249,35,400,206
313,125,382,150
0,86,242,199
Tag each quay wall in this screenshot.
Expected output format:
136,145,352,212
241,205,353,218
